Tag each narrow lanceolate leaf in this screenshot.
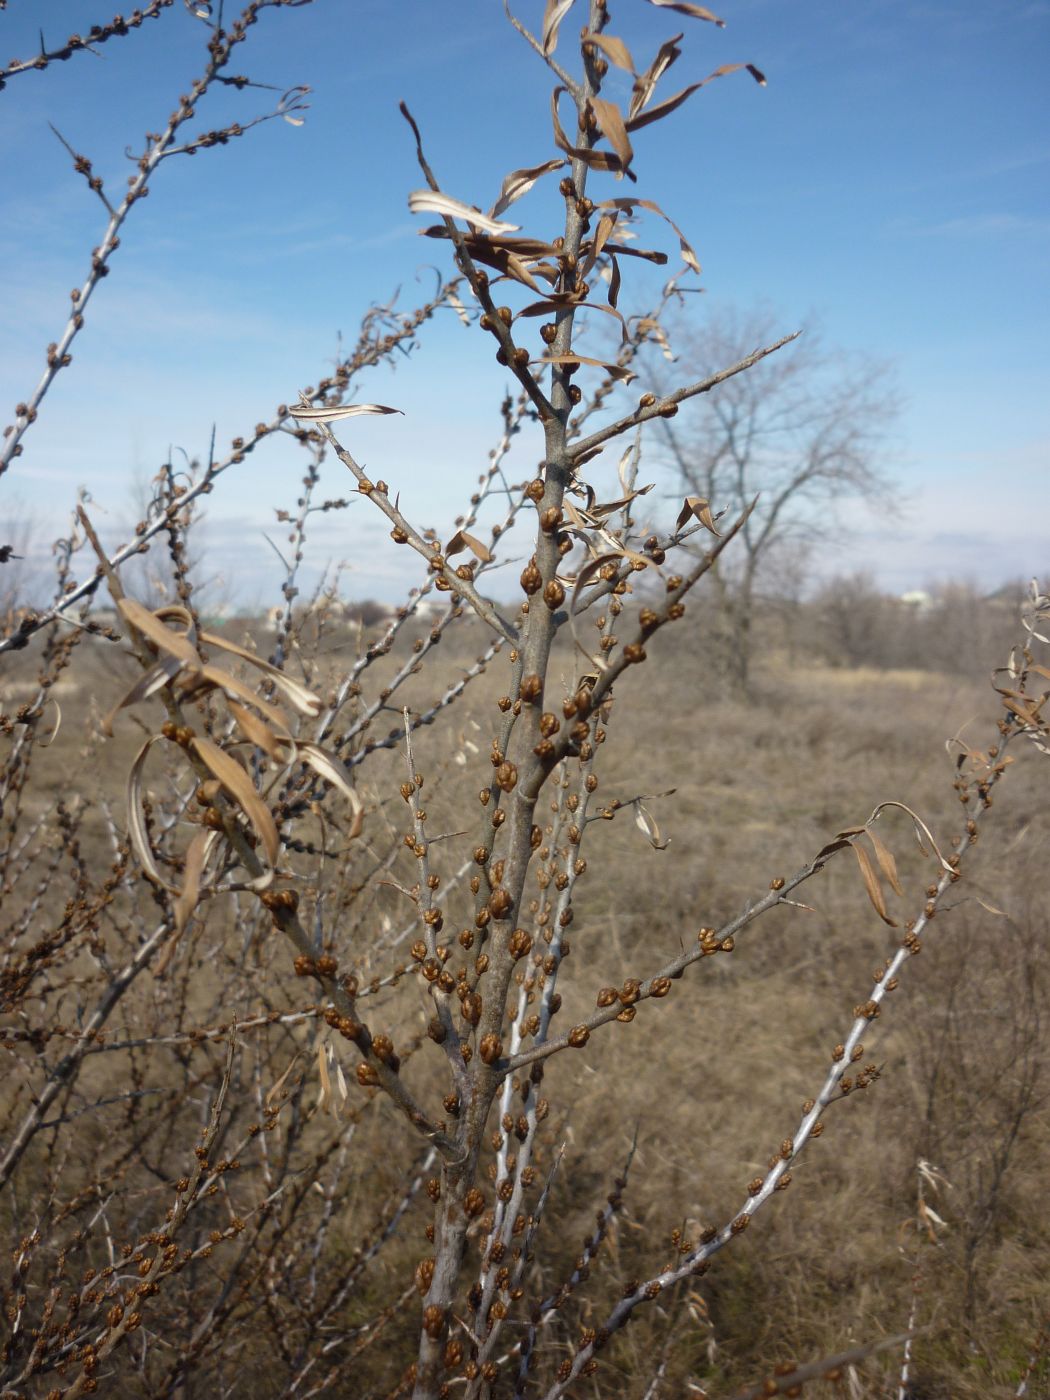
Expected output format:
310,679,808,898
170,828,219,948
585,31,636,73
446,530,493,563
597,196,701,274
634,800,670,849
626,63,766,134
317,1042,333,1115
644,0,725,24
590,97,634,169
865,828,904,897
266,1052,302,1111
102,655,183,735
118,597,201,669
550,89,636,179
198,632,323,716
539,353,636,382
630,35,682,120
489,158,566,219
542,0,575,54
295,743,365,838
407,190,520,236
851,838,896,926
228,699,287,762
288,401,403,422
190,735,280,868
193,665,293,736
127,736,177,892
676,496,722,535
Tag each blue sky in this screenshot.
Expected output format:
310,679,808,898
1,0,1048,609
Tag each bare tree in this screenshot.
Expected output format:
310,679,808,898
655,307,897,685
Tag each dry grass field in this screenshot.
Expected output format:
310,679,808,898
2,601,1047,1398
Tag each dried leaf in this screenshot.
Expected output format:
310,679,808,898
490,158,566,219
295,743,365,839
539,353,636,382
118,598,201,669
634,800,670,850
408,190,520,236
590,97,634,169
317,1042,333,1115
228,699,286,762
676,495,722,535
447,530,494,563
199,632,322,716
629,34,682,120
158,828,220,977
265,1052,302,1110
289,401,403,422
192,665,293,735
127,736,177,892
643,0,725,24
586,30,636,72
870,801,954,873
550,87,636,179
190,735,280,868
851,838,896,926
597,195,700,274
865,828,903,897
102,655,183,735
542,0,575,54
626,63,766,134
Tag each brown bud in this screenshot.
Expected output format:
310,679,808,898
568,1024,590,1048
543,579,566,610
479,1033,503,1065
496,763,518,793
520,560,543,595
415,1256,435,1294
423,1303,445,1338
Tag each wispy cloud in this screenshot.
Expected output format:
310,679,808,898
886,211,1050,239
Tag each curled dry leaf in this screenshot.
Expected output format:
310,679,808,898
127,737,177,892
644,0,725,25
265,1052,303,1111
542,0,575,55
539,353,636,382
407,190,521,237
199,631,322,716
190,735,280,869
295,743,365,839
597,196,700,274
550,88,637,180
676,496,722,535
850,838,896,926
446,530,494,563
629,34,682,120
288,401,403,423
625,63,766,135
103,656,184,736
633,800,671,850
317,1042,333,1116
118,598,201,669
227,699,287,762
870,800,955,873
590,97,634,171
584,31,636,74
865,827,904,897
489,158,566,219
191,665,293,735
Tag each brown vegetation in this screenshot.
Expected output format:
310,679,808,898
2,4,1048,1399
